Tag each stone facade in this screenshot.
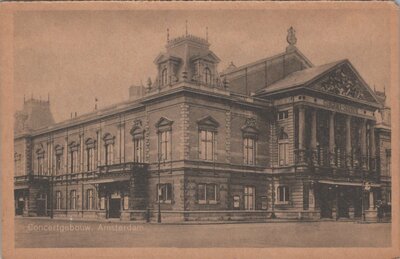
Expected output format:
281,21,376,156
14,28,391,222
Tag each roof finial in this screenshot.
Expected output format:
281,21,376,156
185,20,188,36
48,93,50,103
167,28,170,42
287,26,297,46
23,94,25,103
383,84,386,94
206,26,208,42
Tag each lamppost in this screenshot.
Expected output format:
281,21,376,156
270,176,276,219
157,154,162,223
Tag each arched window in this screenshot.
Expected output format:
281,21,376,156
103,133,115,166
278,128,289,166
197,116,219,161
204,67,212,85
130,122,145,163
161,68,168,86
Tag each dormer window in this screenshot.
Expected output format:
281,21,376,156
204,67,212,85
161,68,168,86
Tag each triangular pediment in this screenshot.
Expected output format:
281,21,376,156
153,53,181,64
197,115,220,128
155,117,174,128
309,61,380,104
191,51,221,63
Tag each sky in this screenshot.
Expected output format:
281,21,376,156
13,8,392,122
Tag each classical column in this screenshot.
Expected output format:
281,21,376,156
369,121,376,170
345,116,352,168
96,129,101,167
298,105,306,164
121,122,125,163
360,119,367,169
79,132,84,173
64,136,68,174
310,110,318,166
329,112,336,167
369,191,375,210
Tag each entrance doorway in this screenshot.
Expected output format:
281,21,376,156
319,185,333,218
337,188,350,218
108,198,121,218
15,197,24,215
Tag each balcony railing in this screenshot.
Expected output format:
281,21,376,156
295,147,380,180
15,162,149,184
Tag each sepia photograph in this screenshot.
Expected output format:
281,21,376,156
1,2,399,258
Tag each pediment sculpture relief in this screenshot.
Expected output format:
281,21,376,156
312,66,375,102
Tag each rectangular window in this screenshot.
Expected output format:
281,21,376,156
279,142,289,166
105,144,114,165
158,131,171,161
133,138,144,163
87,189,94,210
277,186,290,204
70,150,78,173
55,154,62,174
386,149,391,176
70,190,76,210
157,183,172,203
244,138,256,165
100,197,105,210
199,130,215,160
123,196,129,210
244,186,255,210
56,191,61,210
278,111,289,121
198,184,218,204
37,157,44,175
87,148,95,171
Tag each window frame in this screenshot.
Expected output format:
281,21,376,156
56,191,62,210
157,183,172,203
199,129,216,161
198,183,218,204
244,186,255,210
276,185,290,204
243,137,257,165
70,190,77,210
277,110,289,121
86,189,94,210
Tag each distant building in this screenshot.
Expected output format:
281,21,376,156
14,27,391,222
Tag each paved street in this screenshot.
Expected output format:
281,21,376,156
15,217,391,248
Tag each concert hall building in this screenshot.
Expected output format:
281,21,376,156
14,27,391,222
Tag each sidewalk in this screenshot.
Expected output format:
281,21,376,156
15,216,391,225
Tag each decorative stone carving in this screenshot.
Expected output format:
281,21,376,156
245,118,257,128
287,26,297,46
312,65,375,102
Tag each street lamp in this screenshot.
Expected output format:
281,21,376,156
157,154,162,223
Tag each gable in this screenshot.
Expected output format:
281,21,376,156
155,117,174,128
309,62,379,104
197,115,220,130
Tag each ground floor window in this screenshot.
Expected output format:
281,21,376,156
157,183,172,203
87,189,94,210
123,195,129,210
244,186,255,210
198,183,219,204
100,197,106,210
56,191,62,210
70,190,76,210
277,185,290,204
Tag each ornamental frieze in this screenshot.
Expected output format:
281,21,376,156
311,65,375,103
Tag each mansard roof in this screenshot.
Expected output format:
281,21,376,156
256,59,382,107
